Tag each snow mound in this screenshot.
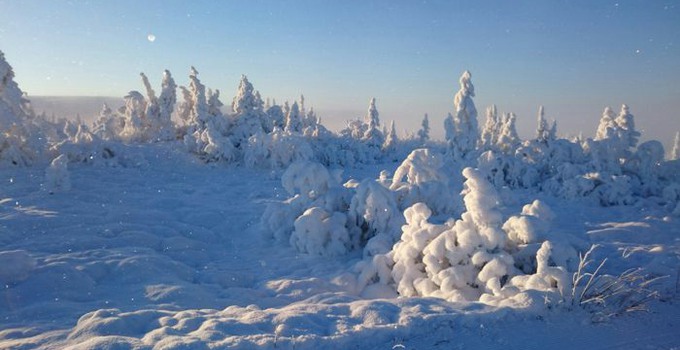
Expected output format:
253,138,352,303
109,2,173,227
0,250,36,284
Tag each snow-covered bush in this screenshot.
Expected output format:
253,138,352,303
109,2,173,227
290,207,350,256
348,179,404,257
355,167,583,309
503,200,555,246
389,149,458,215
263,160,407,257
44,154,71,193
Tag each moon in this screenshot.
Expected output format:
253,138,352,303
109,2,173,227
147,34,156,42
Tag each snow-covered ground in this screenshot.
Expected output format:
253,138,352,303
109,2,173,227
1,144,679,349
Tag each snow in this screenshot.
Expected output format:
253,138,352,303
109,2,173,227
1,50,679,348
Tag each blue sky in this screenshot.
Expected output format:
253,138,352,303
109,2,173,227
1,0,679,145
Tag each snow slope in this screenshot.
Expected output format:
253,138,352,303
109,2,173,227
1,144,679,349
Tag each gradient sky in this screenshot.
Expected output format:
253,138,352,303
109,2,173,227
1,0,679,147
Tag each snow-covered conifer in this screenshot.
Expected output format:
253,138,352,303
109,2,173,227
448,70,479,158
480,105,499,149
361,98,385,158
232,75,256,115
365,97,380,129
0,50,43,165
285,101,302,133
155,69,176,140
595,106,617,141
615,104,640,152
188,66,209,128
383,120,397,153
92,103,122,141
496,113,520,153
120,91,146,142
417,114,430,144
672,131,680,160
548,120,557,141
536,106,550,143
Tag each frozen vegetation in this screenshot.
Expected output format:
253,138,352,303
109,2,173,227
1,50,680,349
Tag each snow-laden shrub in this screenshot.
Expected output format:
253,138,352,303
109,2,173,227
281,160,336,198
356,167,582,309
243,128,313,169
263,160,406,257
290,207,350,256
262,160,348,245
390,149,458,215
503,200,555,246
44,154,71,193
50,123,146,168
348,179,404,257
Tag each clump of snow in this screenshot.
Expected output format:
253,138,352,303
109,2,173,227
389,148,458,215
503,200,555,245
291,207,350,256
44,154,71,193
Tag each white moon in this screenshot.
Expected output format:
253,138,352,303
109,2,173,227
147,34,156,42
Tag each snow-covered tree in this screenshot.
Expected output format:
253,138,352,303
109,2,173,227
177,86,193,126
365,97,380,129
480,105,499,149
447,70,479,159
232,74,256,115
92,103,122,141
594,106,617,141
672,131,680,160
417,114,430,144
362,98,385,159
383,120,397,153
0,50,43,165
230,75,266,145
614,104,640,152
496,113,520,153
156,69,176,140
120,90,146,142
536,106,551,143
187,66,209,129
285,101,302,133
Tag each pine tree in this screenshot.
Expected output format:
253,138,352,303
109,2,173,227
0,50,41,165
497,113,520,153
365,97,380,129
120,90,146,142
232,75,256,115
615,104,640,151
156,69,176,140
672,131,680,160
383,120,398,152
188,66,209,129
285,101,302,133
548,120,557,141
536,106,550,143
480,105,499,148
362,98,385,151
177,86,193,126
595,106,617,141
417,113,430,144
448,71,479,158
